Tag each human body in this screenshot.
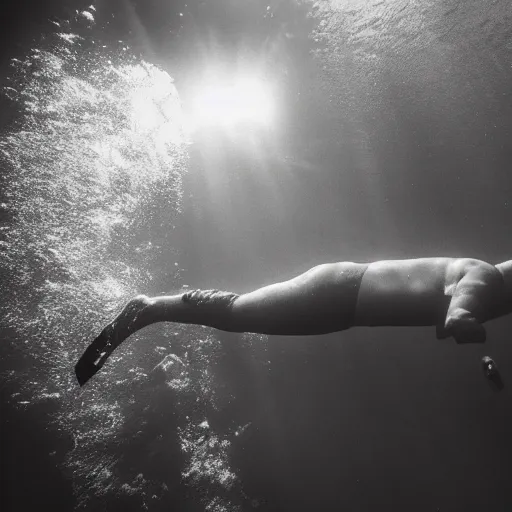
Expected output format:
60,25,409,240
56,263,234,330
75,257,512,386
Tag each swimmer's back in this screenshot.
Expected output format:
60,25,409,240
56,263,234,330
354,257,489,327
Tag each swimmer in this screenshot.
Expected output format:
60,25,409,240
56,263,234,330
75,257,512,386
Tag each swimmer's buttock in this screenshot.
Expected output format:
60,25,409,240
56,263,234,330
336,262,369,329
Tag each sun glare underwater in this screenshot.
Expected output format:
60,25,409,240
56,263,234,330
190,77,275,130
0,8,271,512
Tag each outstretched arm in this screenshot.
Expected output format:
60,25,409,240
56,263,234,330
443,263,502,343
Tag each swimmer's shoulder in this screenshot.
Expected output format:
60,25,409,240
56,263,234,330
446,257,499,276
444,257,502,294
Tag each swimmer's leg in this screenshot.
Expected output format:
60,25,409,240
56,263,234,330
75,263,356,385
75,292,233,386
227,263,360,335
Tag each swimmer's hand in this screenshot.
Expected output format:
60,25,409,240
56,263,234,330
445,315,486,344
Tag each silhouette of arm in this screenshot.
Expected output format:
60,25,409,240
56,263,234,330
443,264,501,343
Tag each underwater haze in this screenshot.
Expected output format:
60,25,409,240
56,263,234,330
1,1,512,511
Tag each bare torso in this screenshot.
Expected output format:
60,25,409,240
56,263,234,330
354,257,485,327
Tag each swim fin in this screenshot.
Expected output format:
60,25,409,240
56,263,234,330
74,330,110,386
75,356,100,387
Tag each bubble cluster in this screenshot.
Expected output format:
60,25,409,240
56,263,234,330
0,15,264,511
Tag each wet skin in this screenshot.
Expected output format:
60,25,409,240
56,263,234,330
354,257,503,326
75,257,512,386
355,257,510,344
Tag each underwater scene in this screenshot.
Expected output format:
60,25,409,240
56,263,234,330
1,1,512,511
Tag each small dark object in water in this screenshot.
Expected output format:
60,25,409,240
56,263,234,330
482,356,498,377
481,356,504,391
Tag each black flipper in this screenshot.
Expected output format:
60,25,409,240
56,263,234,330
75,357,100,387
74,329,113,387
74,296,149,386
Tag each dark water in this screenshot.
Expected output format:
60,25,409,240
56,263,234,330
2,1,512,511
